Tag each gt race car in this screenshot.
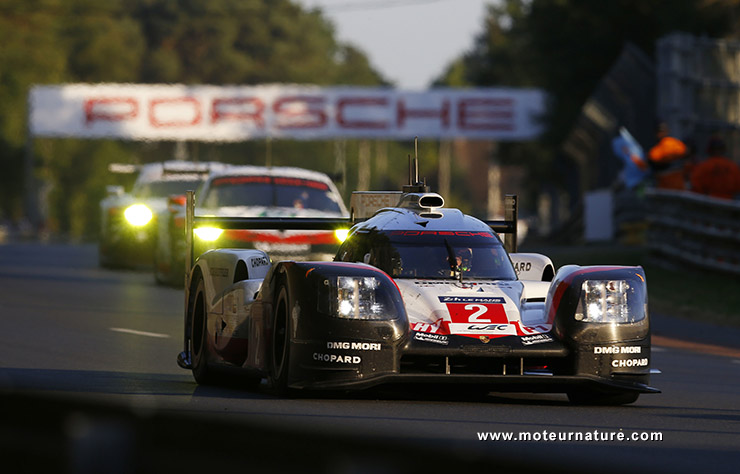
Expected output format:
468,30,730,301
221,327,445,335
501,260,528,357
154,165,348,286
177,178,659,405
99,161,225,268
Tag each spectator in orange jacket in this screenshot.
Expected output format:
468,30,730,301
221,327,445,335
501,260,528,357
648,122,689,190
690,136,740,200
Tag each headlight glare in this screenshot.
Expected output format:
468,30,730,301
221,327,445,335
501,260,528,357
194,227,223,241
123,204,153,226
334,228,350,243
335,276,387,320
575,279,640,323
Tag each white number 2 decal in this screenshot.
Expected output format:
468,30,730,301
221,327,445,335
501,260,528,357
465,304,491,322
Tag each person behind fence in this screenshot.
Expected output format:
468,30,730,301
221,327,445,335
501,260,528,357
647,122,689,190
690,136,740,200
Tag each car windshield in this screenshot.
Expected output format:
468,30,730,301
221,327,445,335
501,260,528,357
201,175,343,213
338,230,517,280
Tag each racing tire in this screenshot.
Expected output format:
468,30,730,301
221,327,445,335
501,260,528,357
567,390,640,406
190,276,220,385
270,283,292,396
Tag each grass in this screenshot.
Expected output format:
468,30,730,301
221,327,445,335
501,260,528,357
520,244,740,328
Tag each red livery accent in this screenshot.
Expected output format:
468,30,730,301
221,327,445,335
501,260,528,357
387,230,494,237
445,303,508,324
223,229,337,245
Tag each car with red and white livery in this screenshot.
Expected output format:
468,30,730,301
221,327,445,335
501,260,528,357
154,165,348,285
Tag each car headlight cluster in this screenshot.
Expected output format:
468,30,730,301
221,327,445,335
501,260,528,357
123,204,153,227
575,279,643,323
194,226,223,242
335,276,387,320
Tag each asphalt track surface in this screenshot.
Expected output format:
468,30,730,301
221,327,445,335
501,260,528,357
1,242,739,473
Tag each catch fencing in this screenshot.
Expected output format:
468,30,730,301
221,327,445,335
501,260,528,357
645,189,740,276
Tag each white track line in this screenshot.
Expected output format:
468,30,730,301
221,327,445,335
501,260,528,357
110,327,171,338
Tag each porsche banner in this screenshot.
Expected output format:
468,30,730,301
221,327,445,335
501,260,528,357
29,84,546,141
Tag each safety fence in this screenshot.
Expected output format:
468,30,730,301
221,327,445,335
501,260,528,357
645,188,740,276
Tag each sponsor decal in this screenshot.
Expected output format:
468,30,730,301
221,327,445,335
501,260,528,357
250,256,269,268
209,267,229,277
520,334,553,345
513,261,532,275
326,342,381,351
442,297,508,326
313,353,361,364
413,332,449,346
594,346,642,354
514,322,552,336
611,358,649,368
438,296,505,304
413,281,503,288
447,322,517,336
464,324,510,332
411,318,449,335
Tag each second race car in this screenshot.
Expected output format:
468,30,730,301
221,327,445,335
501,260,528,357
99,160,225,268
154,165,349,286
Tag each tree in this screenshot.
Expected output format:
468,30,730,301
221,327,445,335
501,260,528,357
0,0,387,238
434,0,737,215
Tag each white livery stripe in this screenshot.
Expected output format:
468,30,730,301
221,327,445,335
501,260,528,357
110,327,171,339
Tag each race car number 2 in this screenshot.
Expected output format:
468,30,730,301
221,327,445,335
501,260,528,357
438,297,508,324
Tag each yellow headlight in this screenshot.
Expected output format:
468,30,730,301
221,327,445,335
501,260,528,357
334,228,350,243
123,204,153,227
194,227,223,241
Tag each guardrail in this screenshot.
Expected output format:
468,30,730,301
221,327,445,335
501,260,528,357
645,188,740,275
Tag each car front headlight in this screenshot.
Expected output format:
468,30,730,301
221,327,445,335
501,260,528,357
335,276,388,320
194,226,223,242
123,204,153,227
334,228,350,243
575,279,643,323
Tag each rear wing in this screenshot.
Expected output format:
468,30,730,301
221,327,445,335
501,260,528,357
486,194,518,254
184,191,519,273
184,191,351,274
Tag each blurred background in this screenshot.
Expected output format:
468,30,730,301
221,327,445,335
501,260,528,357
2,0,740,247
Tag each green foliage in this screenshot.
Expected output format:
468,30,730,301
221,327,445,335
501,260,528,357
434,0,738,210
0,0,387,238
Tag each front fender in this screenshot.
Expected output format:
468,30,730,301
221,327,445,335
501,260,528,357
191,248,272,308
268,261,409,388
546,265,651,382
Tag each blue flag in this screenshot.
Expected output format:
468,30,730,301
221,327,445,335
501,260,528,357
612,127,648,189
